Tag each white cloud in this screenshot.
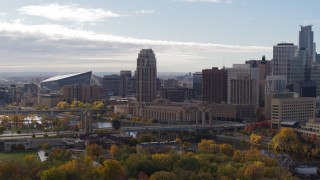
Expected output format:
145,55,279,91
0,12,6,16
179,0,232,3
18,3,120,22
0,21,270,53
135,9,155,14
0,21,271,72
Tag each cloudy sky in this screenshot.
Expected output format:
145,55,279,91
0,0,319,73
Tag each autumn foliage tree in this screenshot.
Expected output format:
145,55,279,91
109,144,119,159
150,171,179,180
152,154,173,171
250,133,262,144
197,139,219,153
92,100,105,109
98,159,125,180
57,101,69,109
244,161,265,180
86,144,104,158
272,128,301,152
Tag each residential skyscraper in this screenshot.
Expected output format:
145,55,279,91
202,67,227,103
136,49,157,102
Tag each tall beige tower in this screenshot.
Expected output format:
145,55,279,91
136,49,157,102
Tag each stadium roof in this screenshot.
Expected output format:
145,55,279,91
42,72,91,83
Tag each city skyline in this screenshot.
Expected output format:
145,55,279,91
0,0,319,72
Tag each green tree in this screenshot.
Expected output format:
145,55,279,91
47,149,72,164
151,153,174,171
0,160,21,180
150,171,179,180
112,119,121,130
41,167,67,180
42,142,51,150
138,134,153,143
0,126,6,134
174,156,200,173
109,144,119,159
98,159,125,180
195,172,214,180
125,154,159,178
22,155,41,179
217,163,238,179
86,144,104,158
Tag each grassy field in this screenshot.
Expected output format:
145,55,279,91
0,151,37,162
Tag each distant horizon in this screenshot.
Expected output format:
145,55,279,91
0,71,190,78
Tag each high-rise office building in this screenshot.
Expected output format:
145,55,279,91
272,43,298,83
102,74,121,96
311,65,320,96
102,71,136,98
290,49,307,83
193,72,203,100
136,49,157,102
265,75,287,94
299,25,315,66
202,67,227,103
60,84,100,103
245,56,272,107
229,74,258,105
163,79,178,89
227,64,259,106
160,87,194,102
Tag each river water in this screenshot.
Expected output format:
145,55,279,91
92,122,112,128
92,122,137,137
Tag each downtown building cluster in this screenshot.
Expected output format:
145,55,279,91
130,26,320,135
1,26,320,135
191,26,320,132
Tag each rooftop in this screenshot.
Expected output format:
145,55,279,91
42,71,91,83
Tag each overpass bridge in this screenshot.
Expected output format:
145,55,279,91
121,122,247,132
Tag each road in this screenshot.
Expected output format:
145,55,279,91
0,131,77,140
